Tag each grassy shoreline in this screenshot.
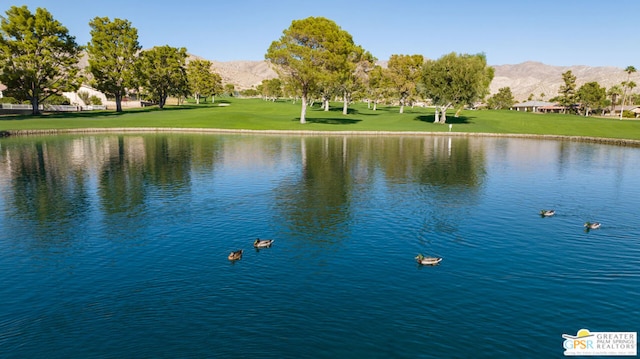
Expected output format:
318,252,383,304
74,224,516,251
2,98,640,146
5,127,640,147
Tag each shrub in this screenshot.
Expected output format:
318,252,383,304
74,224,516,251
622,110,635,118
0,97,17,104
89,95,102,105
44,94,70,105
240,89,260,97
78,91,90,105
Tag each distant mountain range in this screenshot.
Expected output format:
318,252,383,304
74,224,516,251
208,59,278,92
205,58,639,102
490,61,638,101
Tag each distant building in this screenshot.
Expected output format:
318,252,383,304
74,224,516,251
612,105,640,117
511,101,557,113
537,104,566,113
63,84,107,106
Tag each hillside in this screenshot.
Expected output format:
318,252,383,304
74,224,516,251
490,61,639,101
209,60,277,90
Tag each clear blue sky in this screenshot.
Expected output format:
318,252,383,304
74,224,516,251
8,0,639,68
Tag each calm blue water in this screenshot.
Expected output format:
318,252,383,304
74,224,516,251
0,134,638,358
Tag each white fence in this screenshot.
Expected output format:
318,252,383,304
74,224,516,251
44,105,81,112
82,105,107,111
0,104,33,110
0,103,106,112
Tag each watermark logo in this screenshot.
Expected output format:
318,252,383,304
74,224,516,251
563,329,637,356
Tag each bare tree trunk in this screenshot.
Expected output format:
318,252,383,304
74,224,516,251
196,93,200,105
342,90,348,115
300,95,308,124
115,94,123,112
399,97,405,114
31,96,40,115
439,104,452,123
373,100,377,111
620,87,628,120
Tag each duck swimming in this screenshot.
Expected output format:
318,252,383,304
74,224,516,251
415,253,442,266
253,239,274,248
584,222,601,230
228,249,243,261
540,209,555,217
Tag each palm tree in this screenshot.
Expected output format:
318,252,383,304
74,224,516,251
620,66,637,120
607,85,622,111
628,81,637,98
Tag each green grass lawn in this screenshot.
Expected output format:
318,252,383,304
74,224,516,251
2,98,640,141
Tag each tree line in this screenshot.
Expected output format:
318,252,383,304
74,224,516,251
0,7,494,121
263,17,494,124
2,7,634,120
0,5,223,115
261,17,639,121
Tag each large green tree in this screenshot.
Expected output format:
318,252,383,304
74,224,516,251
87,17,141,112
384,54,424,114
186,59,221,104
421,52,494,123
557,70,577,114
338,46,375,115
265,17,355,124
259,78,283,101
487,87,515,109
137,45,188,109
577,82,606,116
0,6,82,115
366,65,387,110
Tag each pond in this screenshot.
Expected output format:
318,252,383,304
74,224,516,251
0,133,638,358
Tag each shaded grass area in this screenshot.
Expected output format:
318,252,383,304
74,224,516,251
1,98,640,140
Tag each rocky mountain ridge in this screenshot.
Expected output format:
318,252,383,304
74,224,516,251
490,61,638,101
